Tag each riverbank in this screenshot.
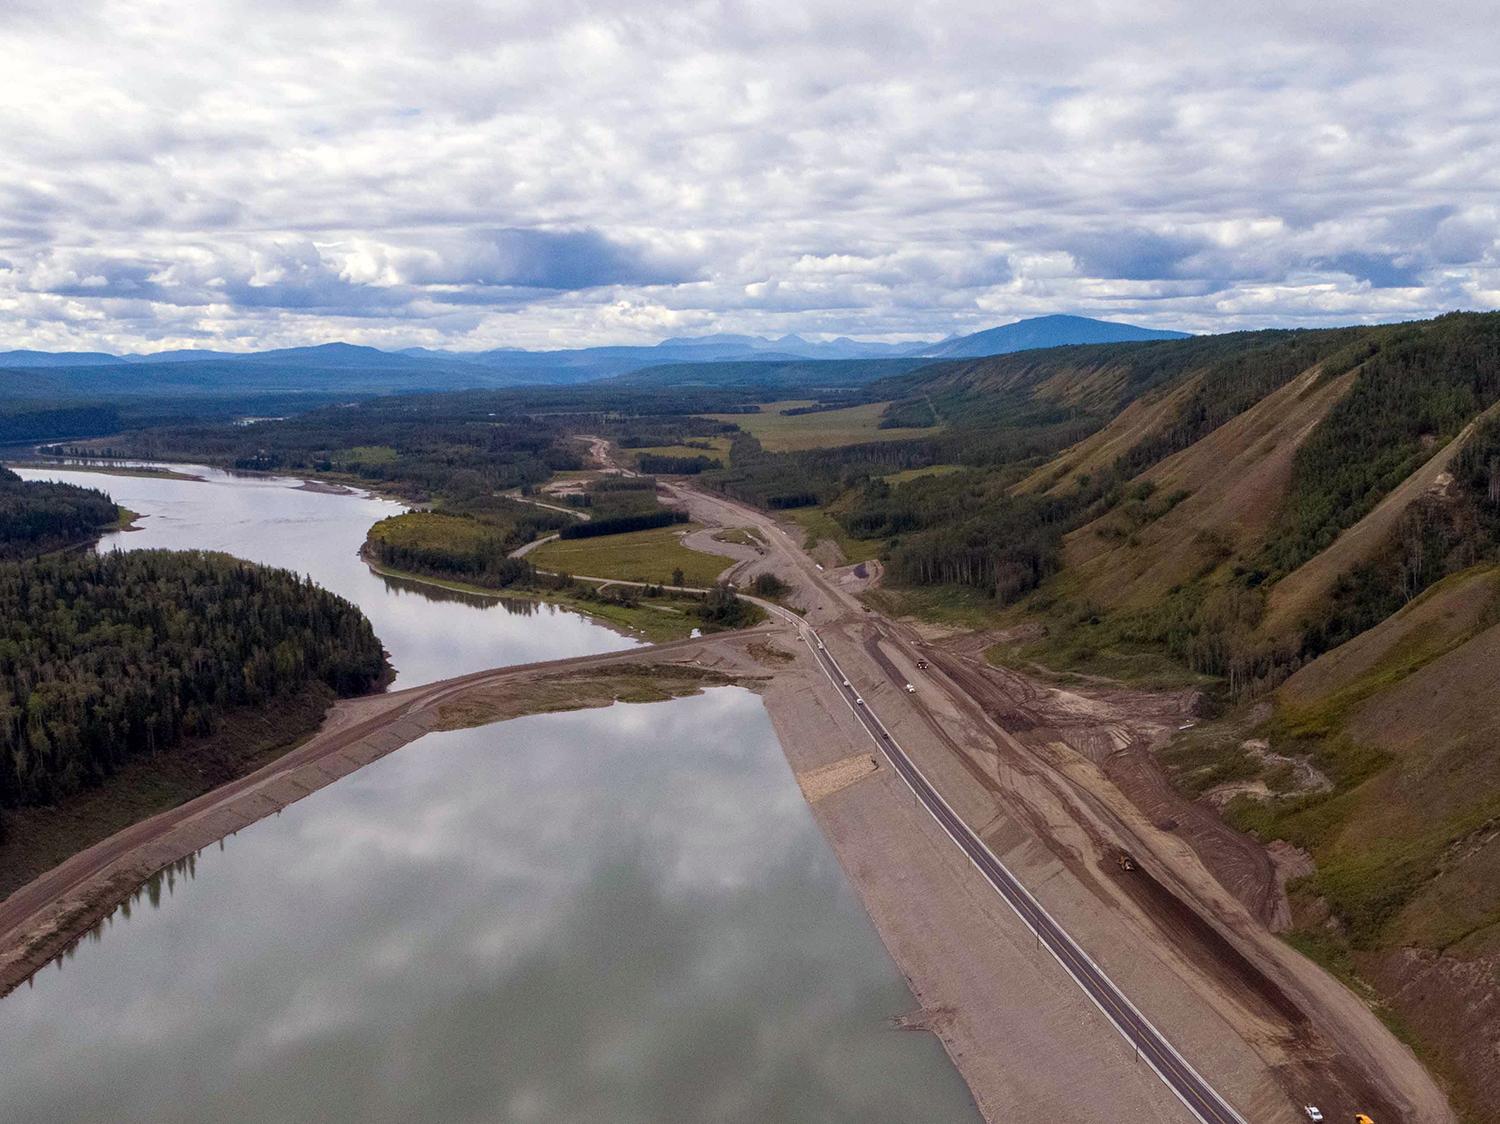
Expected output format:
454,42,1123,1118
0,631,776,999
361,552,709,643
0,687,334,901
5,459,203,483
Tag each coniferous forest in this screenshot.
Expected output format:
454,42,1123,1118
0,466,120,559
0,549,386,808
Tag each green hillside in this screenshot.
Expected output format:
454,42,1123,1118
701,311,1500,1111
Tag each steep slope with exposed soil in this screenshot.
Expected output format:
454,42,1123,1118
857,312,1500,1117
1062,365,1358,611
1259,567,1500,1118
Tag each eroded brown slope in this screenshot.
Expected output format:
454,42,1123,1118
1263,402,1500,641
1012,375,1203,497
1268,568,1500,1119
1062,366,1357,611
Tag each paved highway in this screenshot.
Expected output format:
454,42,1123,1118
780,606,1250,1124
594,445,1247,1122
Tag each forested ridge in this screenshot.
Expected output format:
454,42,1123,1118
57,388,743,505
0,550,386,808
701,312,1500,692
57,396,578,502
0,466,121,559
1263,313,1500,577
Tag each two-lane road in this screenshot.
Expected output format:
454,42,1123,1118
788,614,1249,1124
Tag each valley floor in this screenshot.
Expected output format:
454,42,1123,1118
0,452,1458,1124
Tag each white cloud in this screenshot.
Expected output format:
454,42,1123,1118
0,0,1496,350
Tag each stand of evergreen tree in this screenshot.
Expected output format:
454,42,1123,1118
0,549,386,808
0,466,119,559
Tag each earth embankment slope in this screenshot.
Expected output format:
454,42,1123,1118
1273,566,1500,1116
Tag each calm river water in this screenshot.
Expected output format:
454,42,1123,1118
0,463,979,1122
12,463,639,685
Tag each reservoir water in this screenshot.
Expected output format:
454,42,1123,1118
1,463,980,1122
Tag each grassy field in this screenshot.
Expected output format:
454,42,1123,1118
340,444,399,465
709,400,941,452
626,436,732,466
712,526,765,547
529,523,729,586
862,583,1006,629
882,464,964,485
786,505,884,564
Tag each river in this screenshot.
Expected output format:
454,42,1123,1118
12,462,640,685
1,462,980,1122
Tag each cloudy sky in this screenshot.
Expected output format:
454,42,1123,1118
2,0,1497,353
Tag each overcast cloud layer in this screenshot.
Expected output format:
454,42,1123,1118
2,0,1497,352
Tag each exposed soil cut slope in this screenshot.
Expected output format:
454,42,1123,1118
1063,366,1356,610
1012,375,1203,497
1263,403,1500,641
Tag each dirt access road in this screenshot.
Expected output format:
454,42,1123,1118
0,438,1454,1124
651,460,1452,1123
0,629,773,998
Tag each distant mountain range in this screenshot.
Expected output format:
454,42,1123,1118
1,316,1188,371
0,315,1191,400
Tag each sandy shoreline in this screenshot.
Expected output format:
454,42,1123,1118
0,631,773,1000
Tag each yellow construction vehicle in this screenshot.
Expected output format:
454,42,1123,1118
1353,1115,1375,1124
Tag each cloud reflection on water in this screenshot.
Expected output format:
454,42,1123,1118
0,690,978,1124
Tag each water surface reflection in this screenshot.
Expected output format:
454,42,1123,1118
0,690,979,1124
12,462,639,685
